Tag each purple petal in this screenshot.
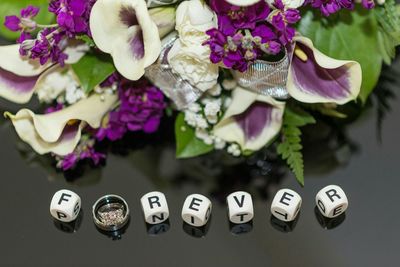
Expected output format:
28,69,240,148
119,6,139,27
4,16,21,32
130,29,144,60
291,43,351,99
234,102,272,141
0,67,38,93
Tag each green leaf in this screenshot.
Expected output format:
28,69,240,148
71,52,116,94
375,0,400,64
0,0,55,40
75,35,96,47
277,107,316,186
297,8,383,104
175,113,213,158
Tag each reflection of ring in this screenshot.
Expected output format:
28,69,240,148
92,195,130,232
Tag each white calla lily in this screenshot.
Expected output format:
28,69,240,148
225,0,262,6
5,94,117,156
214,87,285,151
287,36,362,105
90,0,161,81
0,43,88,104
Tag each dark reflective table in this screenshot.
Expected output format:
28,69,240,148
0,48,399,266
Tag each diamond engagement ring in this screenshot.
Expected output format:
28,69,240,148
92,195,130,232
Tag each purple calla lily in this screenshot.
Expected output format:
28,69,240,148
214,87,285,151
287,36,362,104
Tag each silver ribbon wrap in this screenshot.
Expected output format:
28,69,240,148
147,0,182,8
145,32,203,110
232,53,290,99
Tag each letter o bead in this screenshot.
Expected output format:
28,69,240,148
227,191,254,224
271,189,302,222
140,191,169,224
50,189,81,222
182,194,212,227
316,185,348,218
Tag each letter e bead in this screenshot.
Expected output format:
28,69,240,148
182,194,212,227
316,185,348,218
50,189,81,222
271,189,302,222
141,191,169,224
227,191,254,224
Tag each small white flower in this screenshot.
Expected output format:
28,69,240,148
213,136,226,150
204,100,221,117
167,0,219,92
222,79,237,90
195,128,213,145
184,110,197,127
36,68,77,103
207,84,222,97
65,84,86,105
227,143,241,157
195,115,209,129
187,102,201,113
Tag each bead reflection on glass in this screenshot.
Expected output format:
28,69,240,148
182,217,211,238
96,220,130,241
53,210,83,233
146,219,170,236
314,206,346,230
229,221,253,235
270,213,300,233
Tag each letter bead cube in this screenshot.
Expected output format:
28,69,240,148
50,189,81,222
227,191,254,224
141,191,169,224
271,189,302,222
182,194,212,227
316,185,348,218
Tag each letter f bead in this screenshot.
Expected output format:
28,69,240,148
271,189,302,222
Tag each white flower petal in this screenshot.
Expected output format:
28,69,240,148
287,36,362,105
0,44,50,77
90,0,161,80
214,87,285,151
225,0,262,6
5,93,117,155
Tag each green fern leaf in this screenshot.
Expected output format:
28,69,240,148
277,108,316,186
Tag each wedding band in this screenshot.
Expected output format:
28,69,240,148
92,194,130,232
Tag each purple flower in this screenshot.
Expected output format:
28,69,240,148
96,77,166,141
27,28,68,66
56,137,106,171
45,103,64,114
310,0,355,16
4,5,39,32
49,0,95,36
268,0,300,45
209,0,270,35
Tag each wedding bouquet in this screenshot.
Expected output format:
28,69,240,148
0,0,398,185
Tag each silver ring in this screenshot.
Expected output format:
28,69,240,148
92,194,130,232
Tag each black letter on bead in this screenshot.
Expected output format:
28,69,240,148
205,207,211,220
148,196,161,209
280,192,294,206
333,205,343,216
236,213,248,222
233,195,245,208
58,193,72,205
189,198,203,212
274,210,288,220
152,213,165,223
73,202,80,215
317,200,326,213
326,189,341,202
57,211,67,220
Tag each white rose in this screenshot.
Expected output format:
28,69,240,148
168,0,219,92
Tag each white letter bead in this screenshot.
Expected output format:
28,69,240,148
50,189,81,222
227,191,254,224
182,194,212,227
271,189,302,222
316,185,348,218
140,191,169,224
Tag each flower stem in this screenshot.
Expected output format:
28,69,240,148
36,23,59,28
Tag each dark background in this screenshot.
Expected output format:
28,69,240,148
0,45,399,266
